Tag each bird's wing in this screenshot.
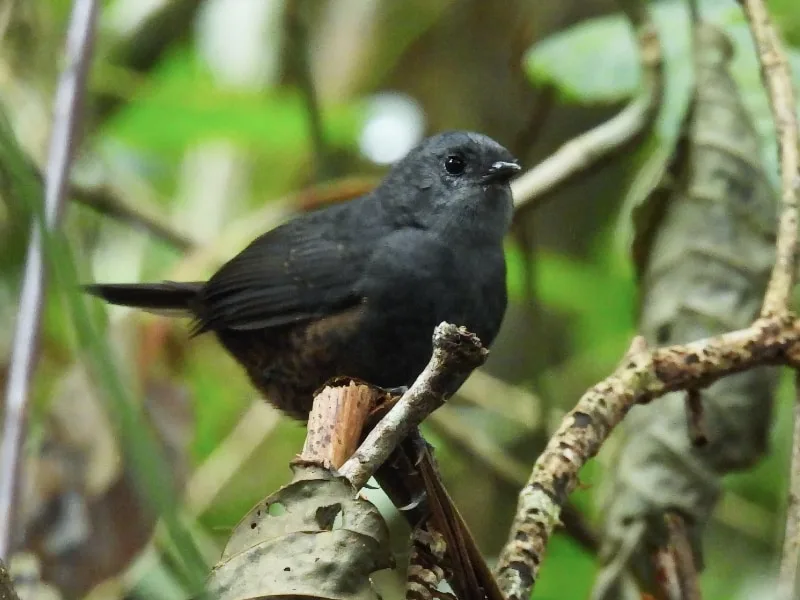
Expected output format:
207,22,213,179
194,218,365,334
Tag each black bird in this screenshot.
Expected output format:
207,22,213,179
85,131,520,419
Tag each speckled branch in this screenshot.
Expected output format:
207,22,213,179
495,315,800,600
338,322,488,490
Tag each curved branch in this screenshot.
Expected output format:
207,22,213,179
736,2,800,598
495,315,800,600
512,0,663,215
739,0,800,318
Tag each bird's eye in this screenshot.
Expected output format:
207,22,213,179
444,155,466,176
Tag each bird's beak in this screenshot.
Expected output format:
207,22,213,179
482,161,521,184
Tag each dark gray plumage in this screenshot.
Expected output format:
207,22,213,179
85,131,520,419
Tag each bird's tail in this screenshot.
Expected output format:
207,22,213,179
84,281,203,317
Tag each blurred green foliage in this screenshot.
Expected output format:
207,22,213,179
525,0,800,174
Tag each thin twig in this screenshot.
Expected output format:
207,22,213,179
22,153,195,251
738,1,800,596
286,0,332,181
738,0,800,317
664,513,703,600
684,389,708,447
778,372,800,600
338,323,488,489
652,543,683,600
512,0,663,214
72,182,196,251
0,0,98,559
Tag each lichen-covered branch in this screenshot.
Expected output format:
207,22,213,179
495,315,800,599
338,323,488,490
738,0,800,318
512,0,663,214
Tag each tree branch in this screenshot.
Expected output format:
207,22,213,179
285,0,332,181
738,0,800,318
338,323,488,490
0,0,98,559
512,0,663,214
72,182,196,251
736,2,800,598
494,312,800,599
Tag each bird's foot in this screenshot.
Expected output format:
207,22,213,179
381,385,409,397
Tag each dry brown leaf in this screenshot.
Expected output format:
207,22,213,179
207,465,393,600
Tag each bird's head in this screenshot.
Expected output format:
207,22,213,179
379,130,520,241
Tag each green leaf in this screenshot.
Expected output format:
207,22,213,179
525,16,640,103
525,0,729,105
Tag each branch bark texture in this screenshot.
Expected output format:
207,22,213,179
339,322,488,490
495,315,800,599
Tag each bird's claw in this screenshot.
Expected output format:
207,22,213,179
382,385,409,396
397,490,427,512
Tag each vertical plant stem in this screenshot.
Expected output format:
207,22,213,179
0,0,98,558
738,0,800,317
778,372,800,600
